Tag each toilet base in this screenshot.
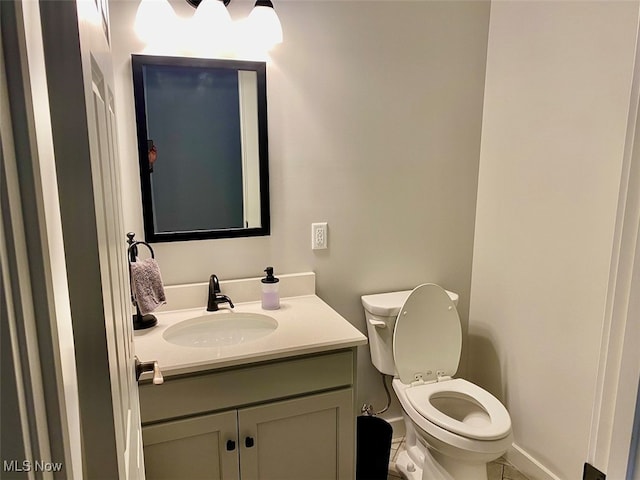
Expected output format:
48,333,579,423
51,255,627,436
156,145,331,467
394,449,422,480
395,435,489,480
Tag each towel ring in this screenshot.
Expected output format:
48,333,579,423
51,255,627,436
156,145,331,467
128,241,155,261
126,232,155,262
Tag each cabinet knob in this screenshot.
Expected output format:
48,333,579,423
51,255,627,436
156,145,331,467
226,440,236,451
245,436,255,448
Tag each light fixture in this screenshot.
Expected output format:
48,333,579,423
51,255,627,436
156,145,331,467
186,0,283,51
135,0,284,56
134,0,177,45
247,0,283,48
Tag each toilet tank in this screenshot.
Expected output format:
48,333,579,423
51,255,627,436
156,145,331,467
361,288,459,376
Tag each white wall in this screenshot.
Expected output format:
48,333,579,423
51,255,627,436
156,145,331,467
110,0,490,415
469,2,639,479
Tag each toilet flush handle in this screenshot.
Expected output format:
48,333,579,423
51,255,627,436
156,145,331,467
368,318,386,328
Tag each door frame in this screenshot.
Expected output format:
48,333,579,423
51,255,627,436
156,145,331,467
1,0,82,477
589,7,640,478
1,0,138,478
38,1,122,476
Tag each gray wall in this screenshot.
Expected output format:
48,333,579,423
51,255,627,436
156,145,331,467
469,2,638,478
112,0,490,416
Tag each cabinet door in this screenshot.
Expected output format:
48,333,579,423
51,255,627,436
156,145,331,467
142,410,239,480
238,389,354,480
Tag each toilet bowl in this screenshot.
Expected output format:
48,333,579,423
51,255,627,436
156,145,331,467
361,284,512,480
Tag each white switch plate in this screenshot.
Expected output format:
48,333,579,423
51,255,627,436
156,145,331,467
312,222,328,250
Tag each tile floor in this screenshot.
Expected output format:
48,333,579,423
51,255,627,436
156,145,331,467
387,438,530,480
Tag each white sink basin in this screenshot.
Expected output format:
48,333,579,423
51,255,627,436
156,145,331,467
163,312,278,348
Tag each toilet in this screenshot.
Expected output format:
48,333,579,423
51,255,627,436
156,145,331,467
361,283,512,480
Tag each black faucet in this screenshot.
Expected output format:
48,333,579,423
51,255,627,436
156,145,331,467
206,274,234,311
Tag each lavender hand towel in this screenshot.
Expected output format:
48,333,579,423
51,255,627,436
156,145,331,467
130,257,166,315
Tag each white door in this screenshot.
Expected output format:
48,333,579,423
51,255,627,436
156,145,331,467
52,1,146,478
4,1,146,478
85,37,146,480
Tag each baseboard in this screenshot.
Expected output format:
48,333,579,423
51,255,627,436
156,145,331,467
505,443,562,480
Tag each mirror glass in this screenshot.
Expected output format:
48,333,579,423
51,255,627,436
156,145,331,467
132,55,270,242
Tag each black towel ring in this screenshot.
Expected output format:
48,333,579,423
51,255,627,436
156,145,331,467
126,232,154,262
128,241,155,261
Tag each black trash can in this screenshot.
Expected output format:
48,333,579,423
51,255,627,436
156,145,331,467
356,415,393,480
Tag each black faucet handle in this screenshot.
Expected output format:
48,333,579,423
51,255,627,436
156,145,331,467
210,274,221,294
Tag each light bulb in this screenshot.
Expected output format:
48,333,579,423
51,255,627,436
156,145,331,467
134,0,177,45
193,0,232,32
247,0,283,50
191,0,233,55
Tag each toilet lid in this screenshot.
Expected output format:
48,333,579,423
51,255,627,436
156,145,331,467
393,284,461,384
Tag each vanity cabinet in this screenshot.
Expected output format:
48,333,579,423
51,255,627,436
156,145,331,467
139,349,357,480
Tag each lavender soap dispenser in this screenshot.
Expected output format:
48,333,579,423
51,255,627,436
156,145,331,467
261,267,280,310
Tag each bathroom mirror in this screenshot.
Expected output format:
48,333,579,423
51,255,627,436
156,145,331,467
131,55,270,242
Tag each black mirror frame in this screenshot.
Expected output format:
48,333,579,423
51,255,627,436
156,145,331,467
131,54,271,243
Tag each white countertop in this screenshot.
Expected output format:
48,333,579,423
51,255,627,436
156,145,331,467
134,294,368,378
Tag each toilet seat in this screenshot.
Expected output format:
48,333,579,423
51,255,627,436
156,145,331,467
405,378,511,440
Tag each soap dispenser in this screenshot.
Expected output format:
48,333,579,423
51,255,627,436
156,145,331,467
261,267,280,310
